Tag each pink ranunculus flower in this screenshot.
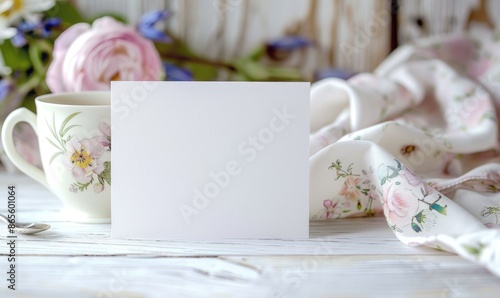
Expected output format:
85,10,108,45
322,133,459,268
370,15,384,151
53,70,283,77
46,17,163,92
383,183,419,226
63,136,105,184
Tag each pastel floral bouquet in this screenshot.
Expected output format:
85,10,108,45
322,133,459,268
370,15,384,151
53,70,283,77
0,0,322,170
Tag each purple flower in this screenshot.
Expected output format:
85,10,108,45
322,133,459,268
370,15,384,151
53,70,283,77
164,63,193,81
138,10,172,43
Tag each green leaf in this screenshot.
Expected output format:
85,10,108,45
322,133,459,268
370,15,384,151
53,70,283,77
0,41,31,70
49,152,63,165
99,161,111,185
46,137,63,152
98,174,105,186
59,112,81,137
395,159,403,170
388,166,399,178
414,211,424,223
267,67,303,81
21,96,37,113
247,45,265,61
29,40,53,76
61,125,80,137
45,1,86,24
411,222,422,233
234,59,269,81
462,244,482,256
73,181,92,192
51,113,57,139
184,62,218,81
381,177,387,186
431,203,447,215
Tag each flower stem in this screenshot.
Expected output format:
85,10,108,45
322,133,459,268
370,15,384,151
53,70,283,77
18,74,42,96
29,39,53,76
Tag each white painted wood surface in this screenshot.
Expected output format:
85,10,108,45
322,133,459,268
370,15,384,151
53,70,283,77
0,172,499,297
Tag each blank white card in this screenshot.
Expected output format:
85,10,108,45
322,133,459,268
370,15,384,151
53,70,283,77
111,82,309,240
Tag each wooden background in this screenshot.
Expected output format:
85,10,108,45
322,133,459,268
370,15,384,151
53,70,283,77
73,0,500,80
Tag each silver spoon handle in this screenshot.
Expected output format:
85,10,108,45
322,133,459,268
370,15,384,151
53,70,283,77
0,213,11,225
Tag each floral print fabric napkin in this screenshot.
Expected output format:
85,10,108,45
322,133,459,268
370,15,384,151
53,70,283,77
309,28,500,277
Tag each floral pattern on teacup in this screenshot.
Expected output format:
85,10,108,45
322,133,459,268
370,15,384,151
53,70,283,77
47,112,111,193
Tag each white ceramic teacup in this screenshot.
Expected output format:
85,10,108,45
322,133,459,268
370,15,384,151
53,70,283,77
1,92,111,223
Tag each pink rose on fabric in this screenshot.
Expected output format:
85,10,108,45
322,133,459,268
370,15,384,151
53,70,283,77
383,183,419,226
46,17,163,92
63,136,105,184
339,176,362,201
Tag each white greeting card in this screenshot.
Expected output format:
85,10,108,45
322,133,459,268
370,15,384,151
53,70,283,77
111,82,309,240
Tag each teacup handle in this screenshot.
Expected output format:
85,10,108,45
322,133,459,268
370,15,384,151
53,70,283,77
1,108,49,188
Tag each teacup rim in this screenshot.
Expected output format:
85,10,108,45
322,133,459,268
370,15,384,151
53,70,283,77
36,91,110,107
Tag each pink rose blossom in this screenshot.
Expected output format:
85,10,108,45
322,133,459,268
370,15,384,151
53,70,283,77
383,183,419,226
46,17,163,92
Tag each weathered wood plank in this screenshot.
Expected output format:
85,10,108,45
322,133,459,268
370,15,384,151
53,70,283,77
0,255,499,297
1,173,499,297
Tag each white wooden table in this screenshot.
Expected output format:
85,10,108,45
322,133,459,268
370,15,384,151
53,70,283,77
0,172,499,298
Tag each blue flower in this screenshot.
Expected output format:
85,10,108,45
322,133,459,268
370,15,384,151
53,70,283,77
40,18,61,38
164,63,193,81
315,68,355,81
266,36,311,60
11,18,61,47
267,36,311,52
0,80,11,103
138,10,172,43
11,32,28,47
